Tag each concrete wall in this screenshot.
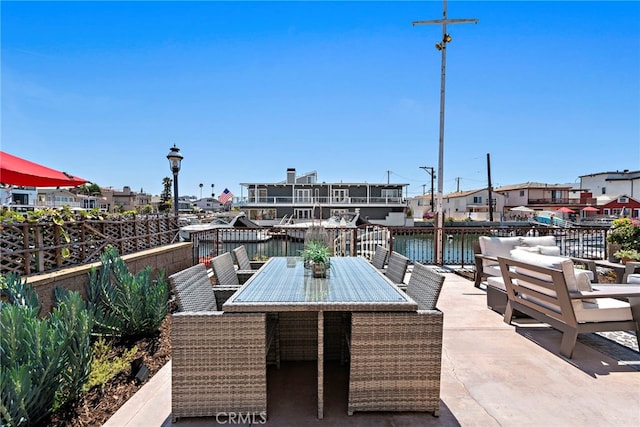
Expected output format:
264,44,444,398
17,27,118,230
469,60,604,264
26,242,193,314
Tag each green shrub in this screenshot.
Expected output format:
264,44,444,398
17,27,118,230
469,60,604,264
86,245,169,338
0,274,93,426
83,337,138,392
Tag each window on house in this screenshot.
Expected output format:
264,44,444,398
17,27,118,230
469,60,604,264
333,189,348,203
618,197,629,203
601,187,606,195
296,189,311,203
382,189,400,198
519,190,524,197
294,208,313,219
473,196,482,204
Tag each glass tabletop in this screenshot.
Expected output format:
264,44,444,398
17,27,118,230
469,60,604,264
230,257,409,304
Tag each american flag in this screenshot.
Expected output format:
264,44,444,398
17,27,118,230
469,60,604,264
218,188,233,204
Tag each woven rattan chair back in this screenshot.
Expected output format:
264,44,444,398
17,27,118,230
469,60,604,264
406,262,445,310
211,252,240,287
232,245,253,271
168,263,217,312
385,251,410,284
371,245,389,269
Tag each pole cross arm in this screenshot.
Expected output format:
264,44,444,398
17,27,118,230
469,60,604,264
412,18,479,26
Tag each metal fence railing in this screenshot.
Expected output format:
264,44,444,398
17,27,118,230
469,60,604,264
191,223,611,268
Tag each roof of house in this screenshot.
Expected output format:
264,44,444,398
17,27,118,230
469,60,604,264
494,182,572,192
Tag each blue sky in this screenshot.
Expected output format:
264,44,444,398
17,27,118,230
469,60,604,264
2,1,639,200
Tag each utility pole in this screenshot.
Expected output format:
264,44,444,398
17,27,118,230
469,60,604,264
487,153,494,222
413,0,478,265
419,166,435,213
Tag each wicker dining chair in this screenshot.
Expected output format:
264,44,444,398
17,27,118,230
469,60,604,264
371,245,389,270
384,251,410,285
348,309,443,416
211,252,252,286
405,262,445,310
168,263,278,421
232,245,266,271
348,261,445,416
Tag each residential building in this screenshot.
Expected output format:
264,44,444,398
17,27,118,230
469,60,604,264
238,168,410,226
493,182,576,212
101,186,153,213
579,170,640,201
36,189,81,209
1,186,37,208
599,195,640,219
443,189,506,221
192,197,224,212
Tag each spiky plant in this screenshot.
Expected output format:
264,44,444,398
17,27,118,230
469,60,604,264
86,245,168,338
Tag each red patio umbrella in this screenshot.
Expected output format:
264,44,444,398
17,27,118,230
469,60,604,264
0,151,89,187
582,206,599,212
556,207,575,214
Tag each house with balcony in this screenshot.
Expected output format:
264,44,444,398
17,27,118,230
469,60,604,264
493,182,577,212
238,168,410,226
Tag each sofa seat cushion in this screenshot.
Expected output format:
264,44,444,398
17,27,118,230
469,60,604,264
574,298,632,323
627,274,640,285
487,276,506,291
484,264,502,278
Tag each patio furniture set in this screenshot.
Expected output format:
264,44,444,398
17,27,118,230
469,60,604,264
168,245,445,422
475,236,640,358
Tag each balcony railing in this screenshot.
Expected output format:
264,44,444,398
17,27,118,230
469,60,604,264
240,196,405,205
527,198,571,205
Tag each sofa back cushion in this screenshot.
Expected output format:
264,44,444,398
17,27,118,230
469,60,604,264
509,249,596,305
479,236,522,264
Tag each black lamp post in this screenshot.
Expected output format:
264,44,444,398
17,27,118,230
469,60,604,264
166,144,183,216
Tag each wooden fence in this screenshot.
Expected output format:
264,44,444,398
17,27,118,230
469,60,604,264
0,215,180,276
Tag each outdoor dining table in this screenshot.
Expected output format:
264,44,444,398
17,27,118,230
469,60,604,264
222,256,418,419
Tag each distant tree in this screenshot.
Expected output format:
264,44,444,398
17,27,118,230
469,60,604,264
78,183,102,196
159,177,172,213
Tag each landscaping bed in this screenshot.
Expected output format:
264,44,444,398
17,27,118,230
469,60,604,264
49,314,172,426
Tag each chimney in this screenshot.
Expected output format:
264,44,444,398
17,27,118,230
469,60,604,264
287,168,296,184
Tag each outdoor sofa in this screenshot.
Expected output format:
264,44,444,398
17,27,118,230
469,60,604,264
497,256,639,358
474,235,598,314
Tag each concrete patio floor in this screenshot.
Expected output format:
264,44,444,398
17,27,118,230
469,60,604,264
105,270,640,427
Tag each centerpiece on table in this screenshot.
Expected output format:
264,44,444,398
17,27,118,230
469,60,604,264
300,240,331,278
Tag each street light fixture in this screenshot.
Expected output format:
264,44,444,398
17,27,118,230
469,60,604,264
166,144,183,216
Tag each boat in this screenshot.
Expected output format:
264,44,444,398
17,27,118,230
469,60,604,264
179,212,271,242
277,211,364,241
